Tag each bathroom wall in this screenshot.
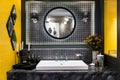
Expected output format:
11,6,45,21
0,0,21,80
104,0,117,57
0,0,110,80
21,1,103,64
25,1,95,45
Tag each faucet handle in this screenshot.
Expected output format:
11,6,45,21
76,53,82,57
55,56,58,61
75,53,82,60
65,56,68,61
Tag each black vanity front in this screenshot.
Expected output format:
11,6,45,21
7,68,120,80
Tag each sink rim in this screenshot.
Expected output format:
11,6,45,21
36,60,88,70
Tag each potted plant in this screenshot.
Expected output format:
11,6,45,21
84,34,103,63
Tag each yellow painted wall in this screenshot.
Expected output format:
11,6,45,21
0,0,21,80
104,0,117,57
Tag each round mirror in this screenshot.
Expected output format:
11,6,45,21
44,7,76,39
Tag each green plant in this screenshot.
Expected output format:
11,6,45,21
84,34,103,51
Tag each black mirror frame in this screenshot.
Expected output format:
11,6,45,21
44,7,76,39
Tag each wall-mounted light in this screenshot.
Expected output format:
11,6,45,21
64,21,67,24
64,17,69,21
31,13,39,23
63,17,69,24
82,11,89,23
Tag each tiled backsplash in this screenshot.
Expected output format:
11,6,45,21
25,1,95,45
21,48,92,64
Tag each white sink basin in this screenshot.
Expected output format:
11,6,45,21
36,60,88,70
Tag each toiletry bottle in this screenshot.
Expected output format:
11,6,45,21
95,59,99,67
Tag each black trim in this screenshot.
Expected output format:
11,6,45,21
117,0,120,70
95,0,104,53
100,0,104,54
21,0,26,48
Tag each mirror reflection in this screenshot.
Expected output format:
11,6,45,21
45,8,75,39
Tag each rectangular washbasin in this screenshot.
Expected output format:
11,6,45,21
36,60,88,70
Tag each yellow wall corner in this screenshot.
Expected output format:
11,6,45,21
0,0,21,80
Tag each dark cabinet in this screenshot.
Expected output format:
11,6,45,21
7,71,27,80
7,69,120,80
